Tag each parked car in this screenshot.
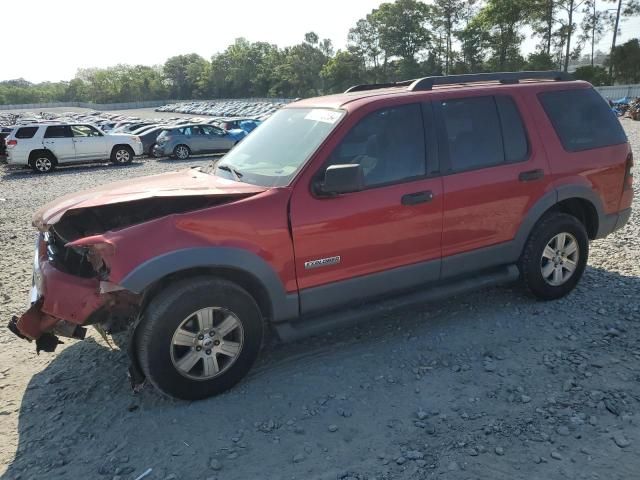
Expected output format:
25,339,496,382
215,118,261,133
8,72,632,400
136,125,171,156
153,124,247,159
4,123,143,172
0,126,14,157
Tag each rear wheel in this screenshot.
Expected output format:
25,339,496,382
111,145,134,164
519,212,588,300
29,152,56,173
173,144,190,160
136,277,263,400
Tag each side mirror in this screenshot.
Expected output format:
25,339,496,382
318,164,365,195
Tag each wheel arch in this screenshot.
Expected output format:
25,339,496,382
29,148,57,163
516,186,604,254
120,247,299,324
111,144,134,156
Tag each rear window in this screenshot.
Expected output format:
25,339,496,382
539,88,627,152
495,96,529,162
44,125,73,138
15,127,38,139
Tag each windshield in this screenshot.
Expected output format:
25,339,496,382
209,107,344,187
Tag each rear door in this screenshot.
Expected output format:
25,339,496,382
434,92,552,278
70,125,107,160
43,125,75,163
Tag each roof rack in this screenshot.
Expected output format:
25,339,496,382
344,71,573,94
344,79,416,93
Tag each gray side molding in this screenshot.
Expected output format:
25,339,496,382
120,247,299,322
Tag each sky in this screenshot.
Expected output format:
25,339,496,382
2,0,639,83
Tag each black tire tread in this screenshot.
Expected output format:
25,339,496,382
519,212,588,300
136,276,263,400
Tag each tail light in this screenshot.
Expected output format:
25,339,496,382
6,139,17,147
624,152,633,191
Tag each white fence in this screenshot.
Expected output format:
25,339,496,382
0,98,294,112
594,84,640,99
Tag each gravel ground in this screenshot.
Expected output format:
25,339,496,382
0,119,639,480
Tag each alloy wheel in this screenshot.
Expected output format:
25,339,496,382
176,146,189,159
34,157,52,172
114,149,130,163
170,307,244,381
540,232,579,286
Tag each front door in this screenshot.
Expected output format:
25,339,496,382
43,125,75,163
70,125,107,160
201,125,233,152
290,102,443,316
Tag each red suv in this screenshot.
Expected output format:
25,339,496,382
8,72,633,400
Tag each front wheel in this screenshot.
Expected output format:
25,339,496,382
136,277,264,400
519,212,588,300
111,146,134,164
173,144,190,160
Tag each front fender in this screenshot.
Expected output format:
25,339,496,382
119,247,299,322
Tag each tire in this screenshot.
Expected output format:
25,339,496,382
173,144,190,160
519,212,588,300
148,143,156,157
29,152,56,173
111,145,134,165
136,277,264,400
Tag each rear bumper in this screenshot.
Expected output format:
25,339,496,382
596,208,632,238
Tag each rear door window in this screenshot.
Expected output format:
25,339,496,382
495,96,529,162
439,96,504,172
71,125,102,137
44,125,73,138
538,88,627,152
15,127,38,139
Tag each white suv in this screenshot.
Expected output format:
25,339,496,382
4,123,143,173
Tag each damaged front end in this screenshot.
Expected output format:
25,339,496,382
7,229,141,353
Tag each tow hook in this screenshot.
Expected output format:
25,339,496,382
7,316,29,341
35,333,63,354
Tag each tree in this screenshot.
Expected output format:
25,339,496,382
580,1,614,66
321,49,367,93
609,38,640,83
554,0,588,72
163,54,208,99
432,0,466,74
573,64,609,84
373,0,432,62
475,0,530,71
609,0,640,80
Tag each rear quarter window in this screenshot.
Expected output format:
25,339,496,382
15,127,38,139
538,88,627,152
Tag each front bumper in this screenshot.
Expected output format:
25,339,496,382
9,234,109,342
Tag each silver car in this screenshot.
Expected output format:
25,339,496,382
153,124,246,159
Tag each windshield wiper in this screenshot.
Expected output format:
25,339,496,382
216,164,244,181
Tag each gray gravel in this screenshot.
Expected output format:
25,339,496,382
0,119,639,480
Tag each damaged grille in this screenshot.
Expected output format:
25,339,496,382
46,230,97,278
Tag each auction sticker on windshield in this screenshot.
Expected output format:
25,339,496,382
304,109,342,124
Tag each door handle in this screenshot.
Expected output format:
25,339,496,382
401,190,434,205
519,169,544,182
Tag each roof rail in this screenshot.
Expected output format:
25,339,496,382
344,71,572,94
344,79,416,93
409,71,572,91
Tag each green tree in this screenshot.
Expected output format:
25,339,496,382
609,38,640,83
573,64,610,84
321,49,367,93
163,54,208,99
373,0,432,62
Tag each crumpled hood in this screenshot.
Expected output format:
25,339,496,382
33,168,267,229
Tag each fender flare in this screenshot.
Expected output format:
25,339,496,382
119,247,299,322
513,185,606,256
